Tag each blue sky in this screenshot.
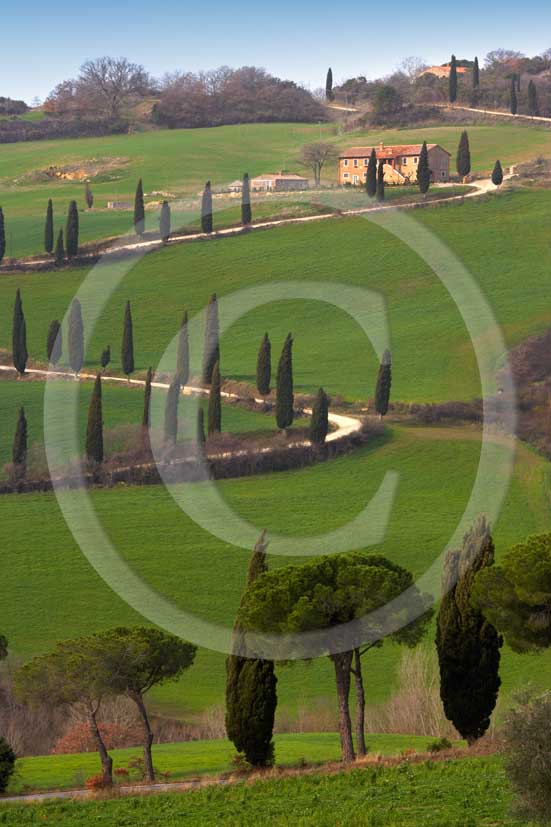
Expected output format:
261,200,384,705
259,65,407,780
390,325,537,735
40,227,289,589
3,0,551,103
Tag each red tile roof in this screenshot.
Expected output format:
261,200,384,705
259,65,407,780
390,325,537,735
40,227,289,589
339,144,450,159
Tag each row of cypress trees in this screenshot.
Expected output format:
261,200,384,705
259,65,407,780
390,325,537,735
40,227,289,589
44,199,79,262
449,52,541,117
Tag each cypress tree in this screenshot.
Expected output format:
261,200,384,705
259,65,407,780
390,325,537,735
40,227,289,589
376,160,385,201
0,207,5,263
449,55,458,103
176,310,190,386
65,200,79,258
276,333,294,432
492,160,504,186
142,367,153,428
121,300,135,379
241,173,252,225
456,130,471,180
201,181,213,234
134,179,145,236
85,182,94,209
226,531,278,767
68,298,84,375
159,200,171,242
510,78,518,115
101,345,111,370
46,320,62,366
202,294,220,384
256,333,271,396
197,406,206,446
12,406,28,471
208,361,222,436
12,288,28,376
436,517,502,744
86,374,104,464
54,229,65,266
325,67,334,101
164,376,180,444
472,56,480,89
528,80,539,116
374,349,391,419
417,141,431,195
366,149,377,197
44,199,54,254
310,388,329,445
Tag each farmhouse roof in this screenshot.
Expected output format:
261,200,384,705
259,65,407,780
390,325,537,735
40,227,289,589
339,143,451,159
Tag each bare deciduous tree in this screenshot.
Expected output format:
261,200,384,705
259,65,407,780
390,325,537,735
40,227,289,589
299,142,339,187
78,57,151,119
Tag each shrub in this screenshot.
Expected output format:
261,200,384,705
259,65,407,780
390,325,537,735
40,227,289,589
0,738,16,792
85,773,108,791
427,736,453,753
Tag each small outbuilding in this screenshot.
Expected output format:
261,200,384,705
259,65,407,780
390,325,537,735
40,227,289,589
250,172,309,192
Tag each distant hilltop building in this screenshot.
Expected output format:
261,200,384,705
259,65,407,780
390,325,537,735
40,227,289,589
339,143,451,185
419,63,470,79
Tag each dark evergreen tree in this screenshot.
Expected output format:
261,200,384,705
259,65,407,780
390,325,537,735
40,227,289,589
159,200,171,242
65,200,79,258
325,67,334,101
208,361,222,436
473,56,480,89
197,406,206,446
492,160,504,186
456,130,471,180
510,78,518,115
226,531,277,767
142,367,152,428
12,407,27,471
101,345,111,370
176,310,190,386
86,374,104,464
449,55,458,103
164,376,180,444
310,388,329,445
134,179,145,236
44,199,54,254
256,333,271,396
276,333,294,431
68,298,84,375
376,160,385,201
46,320,62,366
436,517,502,744
528,80,539,116
121,300,135,379
374,349,391,418
241,173,252,225
201,181,213,234
85,182,94,209
12,288,28,376
417,141,431,195
202,293,220,384
366,149,377,197
0,207,5,263
54,229,65,266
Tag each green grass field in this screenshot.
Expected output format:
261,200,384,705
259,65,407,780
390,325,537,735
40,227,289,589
1,755,524,826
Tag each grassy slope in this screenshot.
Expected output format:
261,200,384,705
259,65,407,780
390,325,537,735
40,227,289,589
2,756,523,826
0,189,550,402
1,425,550,720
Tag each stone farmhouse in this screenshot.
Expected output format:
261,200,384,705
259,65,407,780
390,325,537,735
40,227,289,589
419,63,469,79
338,143,451,186
251,173,309,192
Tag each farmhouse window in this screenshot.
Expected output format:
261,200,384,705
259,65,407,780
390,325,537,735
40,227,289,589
343,172,349,178
353,159,358,167
343,159,349,166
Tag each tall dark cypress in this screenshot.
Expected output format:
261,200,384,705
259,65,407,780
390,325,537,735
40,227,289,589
226,531,278,767
374,349,391,418
208,361,222,436
177,310,190,386
159,200,171,242
456,130,471,180
85,182,94,209
164,376,180,444
12,407,28,471
44,199,54,255
134,179,145,236
366,149,377,197
202,294,220,384
310,388,329,445
197,406,206,447
12,289,28,376
325,67,334,101
65,200,79,258
492,160,504,186
449,54,458,103
376,161,385,201
54,229,65,266
201,181,213,234
68,298,84,375
142,367,153,428
47,320,62,366
417,141,431,195
436,517,502,744
276,334,294,432
256,333,271,396
472,57,480,89
510,78,518,115
528,80,539,116
0,207,5,263
86,374,104,464
121,300,135,379
241,173,252,225
101,345,111,370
